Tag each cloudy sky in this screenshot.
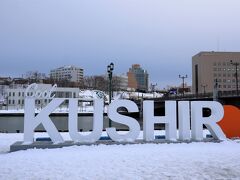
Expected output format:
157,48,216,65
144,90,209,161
0,0,240,88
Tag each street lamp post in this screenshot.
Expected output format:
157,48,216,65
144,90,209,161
150,83,157,98
107,62,114,127
201,84,208,95
179,75,188,96
213,79,219,101
230,60,239,96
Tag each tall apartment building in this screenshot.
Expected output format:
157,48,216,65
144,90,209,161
127,64,149,91
192,51,240,94
50,65,83,83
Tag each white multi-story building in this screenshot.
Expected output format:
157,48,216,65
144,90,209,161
5,84,80,110
0,85,9,105
50,65,84,83
6,85,27,109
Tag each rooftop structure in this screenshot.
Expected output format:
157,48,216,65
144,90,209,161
50,65,84,83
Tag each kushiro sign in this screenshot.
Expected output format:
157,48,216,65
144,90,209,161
22,84,228,145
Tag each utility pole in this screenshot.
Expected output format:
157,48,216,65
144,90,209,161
201,84,208,95
213,79,219,101
230,60,239,96
179,75,188,96
150,83,157,98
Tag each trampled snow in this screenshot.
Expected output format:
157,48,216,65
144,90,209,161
0,132,240,179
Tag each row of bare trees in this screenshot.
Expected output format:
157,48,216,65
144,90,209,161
83,76,122,92
23,71,123,92
0,70,125,92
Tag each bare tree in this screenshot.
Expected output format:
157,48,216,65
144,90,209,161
84,76,108,91
112,76,122,91
25,71,46,83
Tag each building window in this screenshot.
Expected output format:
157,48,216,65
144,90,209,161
12,100,15,104
18,100,21,104
8,100,11,104
13,92,15,96
22,100,24,104
9,92,11,96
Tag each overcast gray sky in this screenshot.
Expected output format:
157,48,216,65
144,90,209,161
0,0,240,88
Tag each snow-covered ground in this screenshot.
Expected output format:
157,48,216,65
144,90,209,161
1,132,240,179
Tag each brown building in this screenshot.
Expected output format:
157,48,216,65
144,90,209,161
192,51,240,94
127,64,149,91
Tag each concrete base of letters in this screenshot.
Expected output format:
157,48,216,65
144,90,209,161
10,139,221,152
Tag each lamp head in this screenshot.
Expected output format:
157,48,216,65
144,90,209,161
107,65,111,73
110,62,114,71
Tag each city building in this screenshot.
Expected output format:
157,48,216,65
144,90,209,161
192,51,240,94
6,84,36,109
50,65,84,83
112,74,128,91
127,64,149,92
0,85,9,105
4,84,80,110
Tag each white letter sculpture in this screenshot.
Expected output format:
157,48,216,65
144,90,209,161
106,100,140,142
68,99,103,143
191,101,226,141
143,101,177,141
24,98,65,144
178,101,191,140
